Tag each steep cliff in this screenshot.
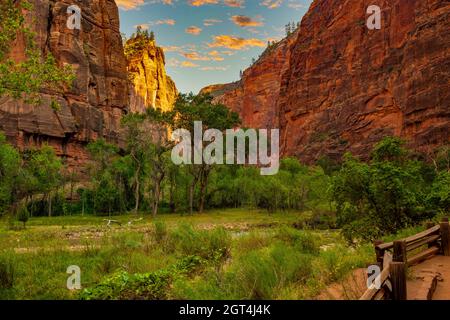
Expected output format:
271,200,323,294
0,0,177,169
203,0,450,162
126,34,177,113
0,0,128,168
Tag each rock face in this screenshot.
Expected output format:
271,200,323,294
126,35,177,113
201,30,298,131
0,0,128,168
0,0,177,169
203,0,450,163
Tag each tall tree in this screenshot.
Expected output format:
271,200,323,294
172,93,240,214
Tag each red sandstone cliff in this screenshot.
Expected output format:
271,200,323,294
0,0,129,168
202,0,450,162
0,0,176,168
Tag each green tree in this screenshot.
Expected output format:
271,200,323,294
332,137,432,242
24,145,62,217
87,139,122,215
0,0,74,104
0,133,21,214
172,93,240,214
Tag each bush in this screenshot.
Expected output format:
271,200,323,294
275,226,320,255
231,244,313,299
332,138,435,242
153,220,168,244
16,205,29,228
0,256,15,289
168,224,231,262
317,245,372,283
80,255,203,300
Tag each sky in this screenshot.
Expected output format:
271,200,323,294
118,0,313,94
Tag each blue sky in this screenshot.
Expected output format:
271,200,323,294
118,0,313,93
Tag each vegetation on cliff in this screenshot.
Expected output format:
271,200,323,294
125,27,177,112
0,0,74,106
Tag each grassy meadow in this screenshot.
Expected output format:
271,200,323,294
0,209,377,300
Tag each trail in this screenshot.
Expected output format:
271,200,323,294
407,256,450,300
319,256,450,300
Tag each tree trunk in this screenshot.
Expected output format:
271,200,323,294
189,182,195,215
48,193,52,217
169,178,175,213
134,167,141,214
152,183,160,217
199,175,208,213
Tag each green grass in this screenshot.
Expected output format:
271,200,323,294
0,208,373,300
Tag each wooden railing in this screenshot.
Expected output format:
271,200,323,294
360,217,450,300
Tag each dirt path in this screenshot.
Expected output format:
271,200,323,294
318,255,450,300
317,268,368,300
407,256,450,300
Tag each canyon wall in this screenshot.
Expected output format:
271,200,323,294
203,0,450,163
0,0,176,169
126,36,178,113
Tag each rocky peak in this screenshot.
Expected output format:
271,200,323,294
126,33,177,113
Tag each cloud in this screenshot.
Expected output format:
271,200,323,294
185,26,202,35
260,0,283,9
154,19,176,25
208,35,265,50
224,0,245,7
203,19,223,26
287,1,307,10
181,61,199,68
208,51,224,61
200,66,229,71
181,50,224,61
116,0,146,10
161,45,183,52
188,0,219,6
117,0,178,10
183,52,210,61
231,15,264,27
188,0,245,7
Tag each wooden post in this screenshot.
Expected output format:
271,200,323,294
426,222,437,248
374,240,384,269
393,240,407,263
440,217,450,256
390,262,407,300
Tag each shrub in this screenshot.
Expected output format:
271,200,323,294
275,226,320,255
332,138,434,242
16,205,29,228
80,255,203,300
0,256,15,289
231,244,313,299
168,224,231,261
153,220,168,244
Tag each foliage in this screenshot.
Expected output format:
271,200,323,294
80,255,203,300
0,256,15,290
0,0,74,104
16,206,29,228
332,137,439,242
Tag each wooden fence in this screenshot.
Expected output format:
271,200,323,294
360,217,450,300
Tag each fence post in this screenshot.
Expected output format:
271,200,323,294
374,239,384,269
393,240,407,263
390,262,407,300
426,222,437,248
440,217,450,256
